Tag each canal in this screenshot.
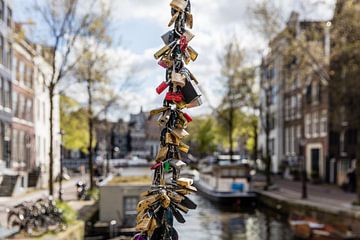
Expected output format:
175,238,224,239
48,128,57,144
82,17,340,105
175,194,294,240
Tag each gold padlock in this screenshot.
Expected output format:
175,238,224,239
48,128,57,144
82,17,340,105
171,128,189,139
183,50,191,65
136,195,160,212
160,55,173,68
176,178,193,187
155,146,168,162
147,217,158,236
154,45,170,60
186,12,193,29
161,191,171,208
136,209,147,222
172,202,189,213
186,97,203,108
167,191,184,203
179,142,190,153
168,11,179,27
176,188,193,195
170,0,188,12
171,71,186,88
187,46,198,61
135,215,152,231
165,132,180,146
150,106,170,117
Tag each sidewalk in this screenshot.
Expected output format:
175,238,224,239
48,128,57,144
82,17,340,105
254,175,360,234
0,175,88,226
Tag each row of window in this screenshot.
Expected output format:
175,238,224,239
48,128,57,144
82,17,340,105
12,91,33,122
285,94,302,121
285,125,302,155
0,0,12,28
13,56,33,89
12,128,32,169
305,110,327,139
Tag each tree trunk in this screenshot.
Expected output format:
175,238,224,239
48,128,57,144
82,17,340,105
229,105,234,162
265,96,272,190
49,86,54,196
252,120,258,162
357,125,360,204
87,80,95,190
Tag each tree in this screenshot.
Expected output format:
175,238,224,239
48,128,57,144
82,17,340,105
329,0,360,204
217,39,257,161
74,4,119,190
60,95,91,153
188,117,217,158
34,0,96,196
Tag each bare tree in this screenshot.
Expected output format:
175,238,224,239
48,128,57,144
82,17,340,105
34,0,96,195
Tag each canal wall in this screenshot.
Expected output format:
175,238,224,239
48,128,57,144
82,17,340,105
256,190,360,234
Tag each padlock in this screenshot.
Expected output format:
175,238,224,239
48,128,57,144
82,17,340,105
167,190,185,203
156,81,169,95
176,188,193,195
158,110,171,127
168,11,179,27
171,202,189,214
181,77,202,104
170,204,186,223
158,56,173,69
179,142,190,153
170,0,188,12
170,159,186,170
182,112,192,122
183,30,194,42
161,30,177,45
165,132,180,146
187,46,198,61
136,195,160,212
171,71,186,88
135,214,153,231
181,195,197,210
147,217,158,237
186,12,193,29
154,41,176,60
155,146,168,163
150,106,170,117
165,91,184,103
183,50,191,65
136,209,147,222
160,190,171,208
180,35,188,52
170,127,189,139
176,178,193,187
186,97,203,108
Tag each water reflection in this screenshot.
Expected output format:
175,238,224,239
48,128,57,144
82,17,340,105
175,194,293,240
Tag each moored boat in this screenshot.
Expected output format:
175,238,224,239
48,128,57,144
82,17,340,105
194,155,256,206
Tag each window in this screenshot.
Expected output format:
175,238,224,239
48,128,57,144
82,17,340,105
12,128,18,164
312,111,319,137
123,196,139,227
0,0,3,21
0,77,2,106
7,6,12,27
306,84,312,104
4,80,10,109
12,91,18,116
269,138,275,156
17,95,23,118
320,110,327,136
26,99,33,122
297,94,302,118
6,41,11,68
269,113,275,130
19,61,24,83
305,113,311,138
27,67,33,88
285,128,289,154
0,35,3,65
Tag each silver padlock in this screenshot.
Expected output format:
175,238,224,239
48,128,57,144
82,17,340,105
172,71,186,88
171,127,189,139
158,110,171,127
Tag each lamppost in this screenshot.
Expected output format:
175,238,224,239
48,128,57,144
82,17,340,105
58,129,65,201
299,139,307,199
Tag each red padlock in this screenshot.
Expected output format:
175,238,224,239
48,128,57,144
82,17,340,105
180,35,188,52
151,162,162,170
156,81,169,94
165,92,184,102
183,112,193,122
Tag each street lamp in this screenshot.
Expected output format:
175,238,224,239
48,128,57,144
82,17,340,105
58,129,65,201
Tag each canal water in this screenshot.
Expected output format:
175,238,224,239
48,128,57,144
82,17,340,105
175,194,294,240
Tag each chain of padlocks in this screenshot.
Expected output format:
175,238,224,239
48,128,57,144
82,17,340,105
133,0,201,239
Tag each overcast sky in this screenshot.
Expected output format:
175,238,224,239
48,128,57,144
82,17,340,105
13,0,336,120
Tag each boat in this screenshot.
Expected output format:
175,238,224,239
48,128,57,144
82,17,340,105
289,215,360,240
193,155,257,205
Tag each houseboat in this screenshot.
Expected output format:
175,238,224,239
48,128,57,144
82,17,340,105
194,155,256,205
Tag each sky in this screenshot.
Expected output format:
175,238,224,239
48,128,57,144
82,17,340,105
12,0,336,120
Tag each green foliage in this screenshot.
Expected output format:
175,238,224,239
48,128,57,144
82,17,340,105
86,188,99,201
55,200,77,224
60,95,95,153
188,117,217,157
